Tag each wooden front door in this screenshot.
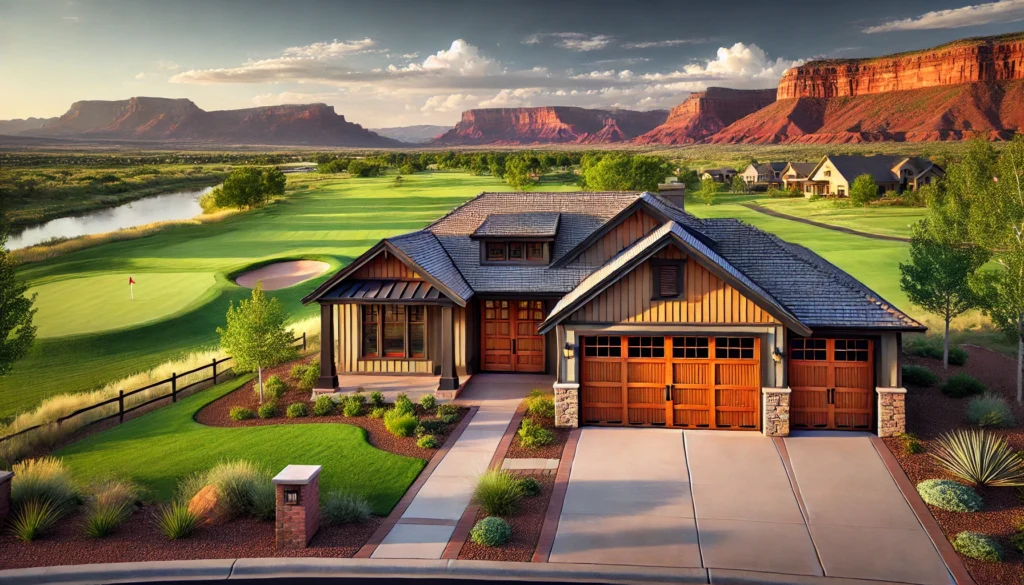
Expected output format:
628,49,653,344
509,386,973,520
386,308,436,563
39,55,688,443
481,300,546,373
579,335,760,430
789,338,874,430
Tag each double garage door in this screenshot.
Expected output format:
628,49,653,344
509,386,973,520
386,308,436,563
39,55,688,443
579,335,761,430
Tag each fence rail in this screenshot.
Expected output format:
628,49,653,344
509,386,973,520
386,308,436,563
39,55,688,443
0,333,307,445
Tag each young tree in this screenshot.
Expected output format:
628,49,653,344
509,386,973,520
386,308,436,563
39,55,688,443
899,220,989,369
215,167,268,209
217,284,296,403
849,174,880,207
0,213,36,376
730,174,747,194
261,168,286,197
699,177,720,206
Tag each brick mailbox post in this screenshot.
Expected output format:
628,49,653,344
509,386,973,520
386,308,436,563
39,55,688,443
0,470,12,523
273,465,321,549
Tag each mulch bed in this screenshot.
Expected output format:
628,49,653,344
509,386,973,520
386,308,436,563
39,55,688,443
194,357,467,461
883,345,1024,585
0,507,385,570
457,473,556,562
504,401,571,460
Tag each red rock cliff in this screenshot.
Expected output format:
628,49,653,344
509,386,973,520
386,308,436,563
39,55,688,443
433,106,668,145
778,33,1024,99
632,87,776,144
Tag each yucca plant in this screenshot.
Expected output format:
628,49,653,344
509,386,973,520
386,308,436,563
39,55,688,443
8,498,65,542
154,501,201,540
83,479,139,538
930,428,1024,487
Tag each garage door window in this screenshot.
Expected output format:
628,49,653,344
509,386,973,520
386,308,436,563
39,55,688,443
673,336,709,359
834,339,870,362
791,338,827,361
715,337,755,359
583,335,621,358
627,336,664,358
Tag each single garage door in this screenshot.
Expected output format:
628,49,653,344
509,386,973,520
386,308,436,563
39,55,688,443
789,338,874,430
579,335,760,430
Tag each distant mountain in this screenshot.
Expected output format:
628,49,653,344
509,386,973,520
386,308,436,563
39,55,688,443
0,117,58,135
433,107,668,145
370,125,450,144
632,88,775,145
17,97,401,147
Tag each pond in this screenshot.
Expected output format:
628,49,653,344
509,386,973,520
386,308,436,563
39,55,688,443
7,186,215,250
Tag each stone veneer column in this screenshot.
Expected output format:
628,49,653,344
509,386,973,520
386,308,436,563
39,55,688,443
0,470,11,523
762,387,791,437
273,465,321,549
877,387,907,437
553,383,580,428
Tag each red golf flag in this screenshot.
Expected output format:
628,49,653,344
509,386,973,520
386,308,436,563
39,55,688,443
129,276,135,285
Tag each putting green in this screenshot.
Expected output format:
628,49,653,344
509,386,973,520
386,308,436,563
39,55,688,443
30,272,218,338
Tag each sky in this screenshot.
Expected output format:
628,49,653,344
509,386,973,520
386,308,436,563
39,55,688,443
2,0,1024,128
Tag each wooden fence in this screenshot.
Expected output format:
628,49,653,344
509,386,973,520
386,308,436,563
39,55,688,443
0,333,306,445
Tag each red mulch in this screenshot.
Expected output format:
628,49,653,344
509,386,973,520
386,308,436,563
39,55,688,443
457,473,556,562
194,357,467,461
884,345,1024,585
504,401,571,460
0,507,385,570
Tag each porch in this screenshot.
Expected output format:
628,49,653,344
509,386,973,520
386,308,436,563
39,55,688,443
311,373,451,403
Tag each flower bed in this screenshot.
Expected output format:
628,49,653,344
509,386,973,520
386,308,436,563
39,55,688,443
505,395,571,460
457,474,556,562
883,345,1024,585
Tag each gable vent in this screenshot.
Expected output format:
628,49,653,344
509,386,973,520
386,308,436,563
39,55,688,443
659,264,680,298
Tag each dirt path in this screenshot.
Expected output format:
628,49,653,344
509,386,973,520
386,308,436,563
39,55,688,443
740,203,910,243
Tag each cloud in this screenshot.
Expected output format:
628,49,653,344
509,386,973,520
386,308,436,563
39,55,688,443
864,0,1024,33
421,93,480,113
157,60,180,71
62,16,79,22
523,32,613,51
134,72,148,80
622,38,706,49
587,57,651,66
640,42,801,85
281,38,377,58
252,91,344,106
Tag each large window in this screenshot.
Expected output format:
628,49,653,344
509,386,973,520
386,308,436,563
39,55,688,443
361,304,427,359
715,337,755,359
482,241,549,264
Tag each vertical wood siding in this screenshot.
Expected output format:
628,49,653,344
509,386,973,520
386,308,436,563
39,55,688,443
574,210,660,266
569,247,780,325
335,303,434,374
352,253,423,280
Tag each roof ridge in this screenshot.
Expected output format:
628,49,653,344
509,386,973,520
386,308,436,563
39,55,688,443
427,230,474,295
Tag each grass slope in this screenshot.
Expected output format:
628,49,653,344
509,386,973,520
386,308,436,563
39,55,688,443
55,376,424,515
756,197,925,239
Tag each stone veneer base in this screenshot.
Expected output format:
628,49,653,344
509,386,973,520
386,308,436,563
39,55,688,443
761,387,791,437
553,383,579,428
877,387,907,438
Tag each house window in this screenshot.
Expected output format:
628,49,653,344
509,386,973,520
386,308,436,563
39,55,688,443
715,337,754,359
527,242,545,261
583,335,621,358
653,261,684,299
483,241,547,263
628,336,665,358
834,339,869,362
824,170,831,177
508,242,524,260
673,337,709,359
361,304,427,359
837,187,846,196
791,338,826,361
486,242,506,261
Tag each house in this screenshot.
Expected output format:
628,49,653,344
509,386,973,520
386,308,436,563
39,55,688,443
806,155,944,198
740,162,787,187
700,167,737,183
304,191,922,437
780,162,822,192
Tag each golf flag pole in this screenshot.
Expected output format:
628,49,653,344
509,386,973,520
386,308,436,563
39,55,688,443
129,276,135,301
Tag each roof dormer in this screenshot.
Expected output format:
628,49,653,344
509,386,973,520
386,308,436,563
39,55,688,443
470,212,560,265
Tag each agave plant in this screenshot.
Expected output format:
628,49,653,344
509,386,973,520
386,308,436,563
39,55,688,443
930,428,1024,487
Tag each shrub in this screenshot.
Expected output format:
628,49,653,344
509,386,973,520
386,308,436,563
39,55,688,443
383,410,418,437
526,390,555,419
9,498,65,542
437,403,459,424
942,374,986,398
84,479,138,537
896,432,925,455
906,337,968,366
369,391,385,408
205,460,276,520
902,365,938,387
470,516,511,547
419,394,437,411
11,457,80,510
369,407,387,419
257,402,277,419
321,491,371,525
286,402,309,418
416,419,446,436
312,395,336,417
952,531,1003,562
230,407,255,421
1010,531,1024,553
473,470,523,516
262,375,287,400
342,398,362,417
519,476,541,497
290,362,319,391
175,472,208,504
417,434,439,449
517,418,555,449
394,393,415,416
916,479,983,512
931,428,1024,486
967,393,1015,428
155,501,201,540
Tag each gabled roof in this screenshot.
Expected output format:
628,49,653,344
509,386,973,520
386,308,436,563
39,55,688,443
540,221,809,335
813,155,905,184
758,162,787,173
783,162,817,178
471,212,560,239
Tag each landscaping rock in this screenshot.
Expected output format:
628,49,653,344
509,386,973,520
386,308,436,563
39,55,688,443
188,484,232,525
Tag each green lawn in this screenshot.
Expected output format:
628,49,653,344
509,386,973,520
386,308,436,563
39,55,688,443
2,172,577,420
55,376,424,515
756,197,925,239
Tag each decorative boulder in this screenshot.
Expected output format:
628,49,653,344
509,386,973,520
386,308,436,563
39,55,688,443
187,484,232,525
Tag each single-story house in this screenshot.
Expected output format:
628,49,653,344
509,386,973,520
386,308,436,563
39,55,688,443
700,168,737,183
303,191,922,437
740,162,787,187
806,155,944,198
780,162,825,193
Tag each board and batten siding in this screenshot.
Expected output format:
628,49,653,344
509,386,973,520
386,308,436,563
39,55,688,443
352,253,423,280
573,209,660,266
335,303,434,374
568,247,780,325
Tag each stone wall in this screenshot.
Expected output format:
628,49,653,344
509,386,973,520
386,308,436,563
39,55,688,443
0,471,11,523
554,383,579,428
762,388,791,437
877,388,907,438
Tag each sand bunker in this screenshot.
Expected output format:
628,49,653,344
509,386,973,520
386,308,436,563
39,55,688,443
235,260,330,291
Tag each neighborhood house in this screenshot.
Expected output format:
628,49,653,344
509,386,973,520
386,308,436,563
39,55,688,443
700,167,737,183
740,162,787,188
803,155,944,197
304,191,922,438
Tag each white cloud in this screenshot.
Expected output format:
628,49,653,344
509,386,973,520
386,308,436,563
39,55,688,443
622,39,706,49
421,93,480,113
62,16,79,22
523,32,613,51
281,38,377,58
134,72,148,80
641,42,801,86
407,39,503,75
587,57,651,66
157,60,180,71
252,91,344,106
864,0,1024,33
478,88,543,108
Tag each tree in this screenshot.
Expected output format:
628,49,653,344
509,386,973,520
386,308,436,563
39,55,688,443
262,168,286,196
581,154,671,191
217,284,296,403
347,160,380,177
0,212,36,377
677,168,701,191
900,220,989,369
730,174,748,194
849,174,880,207
699,177,720,206
215,167,269,209
504,154,538,191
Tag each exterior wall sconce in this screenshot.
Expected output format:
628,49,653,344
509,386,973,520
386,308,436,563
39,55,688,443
284,488,300,506
563,342,576,360
772,347,785,363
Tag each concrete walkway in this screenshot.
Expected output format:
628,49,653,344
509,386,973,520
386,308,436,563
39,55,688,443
550,428,953,585
371,374,550,559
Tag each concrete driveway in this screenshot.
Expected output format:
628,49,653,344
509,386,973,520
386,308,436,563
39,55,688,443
548,428,953,585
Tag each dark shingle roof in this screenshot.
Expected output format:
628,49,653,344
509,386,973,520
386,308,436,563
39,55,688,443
786,162,817,178
386,230,474,303
825,155,905,183
471,212,560,238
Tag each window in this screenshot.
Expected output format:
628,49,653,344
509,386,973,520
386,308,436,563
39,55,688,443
361,304,427,359
483,241,547,263
824,170,832,177
508,242,524,260
673,337,709,359
583,336,621,358
834,339,869,362
527,242,545,261
628,336,665,358
653,261,684,299
791,338,826,361
486,242,506,261
837,187,846,196
715,337,754,359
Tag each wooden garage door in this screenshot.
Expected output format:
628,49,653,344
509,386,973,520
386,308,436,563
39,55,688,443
579,336,760,430
789,338,874,430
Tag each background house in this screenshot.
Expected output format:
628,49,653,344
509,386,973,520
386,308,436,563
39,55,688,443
806,155,943,198
780,162,821,192
740,162,787,188
700,167,737,183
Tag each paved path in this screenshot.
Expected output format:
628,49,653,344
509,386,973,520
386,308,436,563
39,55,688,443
550,428,952,585
740,202,911,242
371,374,550,559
